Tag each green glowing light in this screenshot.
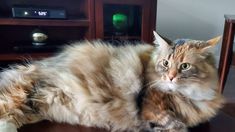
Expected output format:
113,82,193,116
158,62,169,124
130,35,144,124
112,13,128,30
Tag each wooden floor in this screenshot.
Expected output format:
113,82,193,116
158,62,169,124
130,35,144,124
18,67,235,132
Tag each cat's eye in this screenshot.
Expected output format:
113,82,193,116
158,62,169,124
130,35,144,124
180,63,191,70
162,59,169,67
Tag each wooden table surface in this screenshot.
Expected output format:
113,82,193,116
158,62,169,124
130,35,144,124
18,112,235,132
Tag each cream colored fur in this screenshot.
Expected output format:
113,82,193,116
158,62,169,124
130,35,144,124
0,41,154,132
0,121,17,132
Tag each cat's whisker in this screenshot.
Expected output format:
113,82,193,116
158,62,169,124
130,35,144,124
149,82,159,89
144,80,158,87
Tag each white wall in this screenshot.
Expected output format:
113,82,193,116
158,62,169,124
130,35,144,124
156,0,235,65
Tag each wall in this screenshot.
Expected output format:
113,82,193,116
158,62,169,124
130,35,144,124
156,0,235,66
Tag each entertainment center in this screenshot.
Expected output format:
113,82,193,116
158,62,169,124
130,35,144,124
0,0,157,131
0,0,156,66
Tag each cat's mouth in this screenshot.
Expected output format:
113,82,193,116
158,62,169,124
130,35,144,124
155,81,178,92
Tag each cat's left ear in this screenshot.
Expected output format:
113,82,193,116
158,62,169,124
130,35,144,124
153,31,170,50
203,36,221,50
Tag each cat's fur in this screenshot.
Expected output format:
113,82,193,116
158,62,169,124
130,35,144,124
0,32,224,132
140,32,224,131
0,41,154,132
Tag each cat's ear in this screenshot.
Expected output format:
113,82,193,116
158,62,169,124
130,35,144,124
206,36,221,47
153,31,170,50
202,36,221,50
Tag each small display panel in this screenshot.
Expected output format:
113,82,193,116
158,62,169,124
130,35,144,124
24,9,49,17
12,6,66,19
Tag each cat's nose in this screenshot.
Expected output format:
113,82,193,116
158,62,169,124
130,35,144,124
168,70,177,81
168,75,174,81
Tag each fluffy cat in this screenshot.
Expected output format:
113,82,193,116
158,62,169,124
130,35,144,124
0,41,154,132
140,32,224,132
0,32,224,132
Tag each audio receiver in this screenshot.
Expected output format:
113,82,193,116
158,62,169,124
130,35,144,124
12,6,67,19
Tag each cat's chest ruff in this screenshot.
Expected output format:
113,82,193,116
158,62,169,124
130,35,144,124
178,85,215,101
192,100,209,112
174,94,221,126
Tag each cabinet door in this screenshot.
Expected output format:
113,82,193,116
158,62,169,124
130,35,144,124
95,0,156,43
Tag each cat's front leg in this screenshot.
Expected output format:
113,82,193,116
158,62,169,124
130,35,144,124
139,117,187,132
152,126,188,132
0,120,17,132
141,110,186,132
148,119,187,132
139,126,187,132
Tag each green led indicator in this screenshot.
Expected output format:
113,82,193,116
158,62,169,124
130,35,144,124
112,13,128,30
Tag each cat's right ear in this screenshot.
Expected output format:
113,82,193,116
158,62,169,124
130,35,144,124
153,31,170,50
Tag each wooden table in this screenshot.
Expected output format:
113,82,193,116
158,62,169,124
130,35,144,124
18,112,235,132
219,15,235,93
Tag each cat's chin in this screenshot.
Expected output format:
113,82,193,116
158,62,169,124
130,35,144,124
155,81,178,92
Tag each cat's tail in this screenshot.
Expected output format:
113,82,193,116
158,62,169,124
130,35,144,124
0,64,36,127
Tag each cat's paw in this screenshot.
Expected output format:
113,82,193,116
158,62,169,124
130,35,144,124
158,127,188,132
148,118,186,131
149,127,188,132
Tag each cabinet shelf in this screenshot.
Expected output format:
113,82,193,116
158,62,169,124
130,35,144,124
0,18,89,27
103,36,140,40
0,53,52,61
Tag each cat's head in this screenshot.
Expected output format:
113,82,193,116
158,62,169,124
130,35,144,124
151,31,221,101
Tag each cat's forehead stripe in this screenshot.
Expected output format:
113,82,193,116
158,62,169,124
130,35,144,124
171,45,189,61
167,54,171,60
